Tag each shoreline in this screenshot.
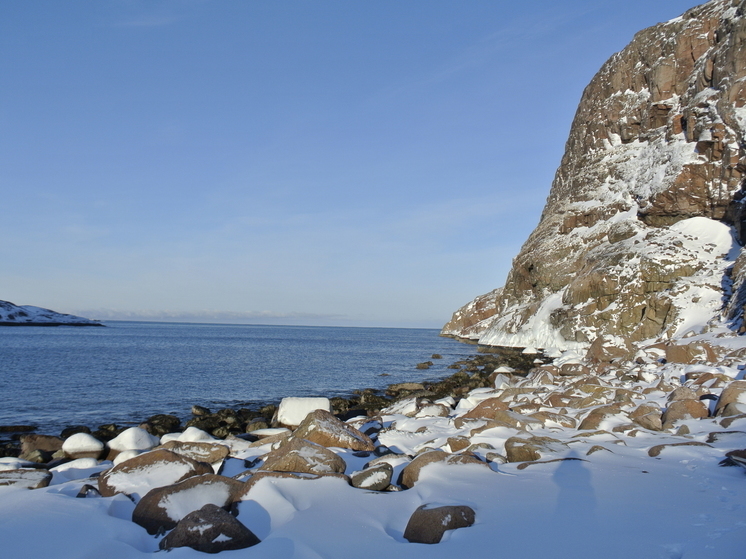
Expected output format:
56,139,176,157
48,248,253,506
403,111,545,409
0,347,540,459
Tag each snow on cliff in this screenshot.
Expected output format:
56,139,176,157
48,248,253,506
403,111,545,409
443,0,746,351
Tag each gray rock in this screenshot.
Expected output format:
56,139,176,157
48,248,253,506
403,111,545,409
0,469,52,489
133,474,245,534
351,463,393,491
403,504,475,544
159,504,260,553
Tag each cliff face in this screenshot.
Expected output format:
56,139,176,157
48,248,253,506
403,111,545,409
443,0,746,350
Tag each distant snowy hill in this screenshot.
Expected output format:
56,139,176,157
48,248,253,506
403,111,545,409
0,300,102,326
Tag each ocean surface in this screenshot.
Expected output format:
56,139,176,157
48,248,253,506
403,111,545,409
0,321,476,434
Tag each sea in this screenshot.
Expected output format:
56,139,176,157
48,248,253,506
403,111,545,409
0,321,476,435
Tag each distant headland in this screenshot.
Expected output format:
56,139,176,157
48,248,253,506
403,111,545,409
0,300,103,327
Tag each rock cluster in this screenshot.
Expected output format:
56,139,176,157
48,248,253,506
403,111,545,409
2,344,745,553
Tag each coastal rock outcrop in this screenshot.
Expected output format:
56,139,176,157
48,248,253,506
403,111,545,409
443,0,746,351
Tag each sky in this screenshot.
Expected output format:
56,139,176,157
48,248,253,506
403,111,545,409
0,0,704,328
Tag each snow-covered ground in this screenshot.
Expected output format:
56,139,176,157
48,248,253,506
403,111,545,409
0,300,101,326
1,349,744,558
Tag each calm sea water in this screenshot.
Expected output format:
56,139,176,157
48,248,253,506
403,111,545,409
0,321,475,434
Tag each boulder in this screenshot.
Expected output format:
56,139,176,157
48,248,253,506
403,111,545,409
715,380,746,416
504,435,568,463
159,441,230,465
20,434,63,460
0,469,52,489
350,463,393,491
98,449,213,499
292,409,375,451
457,398,509,423
133,474,244,534
578,404,627,430
159,504,260,553
61,433,105,460
661,399,709,428
106,427,160,460
276,397,331,427
403,504,475,544
665,342,718,364
667,386,700,402
261,438,346,475
400,451,488,489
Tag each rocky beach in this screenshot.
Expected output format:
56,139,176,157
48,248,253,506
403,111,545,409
3,0,746,556
1,343,745,556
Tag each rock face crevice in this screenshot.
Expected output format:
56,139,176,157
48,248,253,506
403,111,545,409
443,0,746,350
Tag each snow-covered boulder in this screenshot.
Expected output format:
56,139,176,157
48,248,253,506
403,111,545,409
98,449,213,500
61,433,105,460
107,427,160,455
132,474,244,534
276,397,331,427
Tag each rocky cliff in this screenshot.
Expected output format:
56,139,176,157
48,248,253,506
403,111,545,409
443,0,746,352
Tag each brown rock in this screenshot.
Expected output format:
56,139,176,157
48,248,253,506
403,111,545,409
458,398,509,423
400,451,488,489
715,380,746,416
98,449,213,499
447,437,471,453
504,435,568,463
159,504,260,553
648,441,712,457
159,441,230,464
665,342,718,364
667,386,700,402
559,363,591,377
403,505,475,544
133,474,245,534
261,438,346,475
20,434,63,457
292,409,375,451
661,399,709,428
578,404,627,430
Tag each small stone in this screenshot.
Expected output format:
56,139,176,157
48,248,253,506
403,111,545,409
350,463,393,491
403,504,475,544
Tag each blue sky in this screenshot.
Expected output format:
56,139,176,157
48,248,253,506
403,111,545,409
0,0,702,328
